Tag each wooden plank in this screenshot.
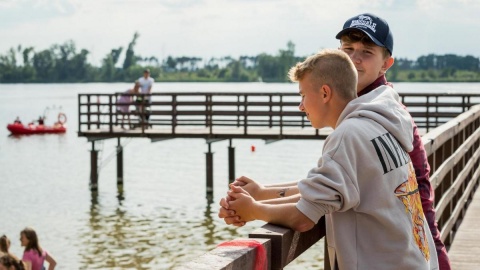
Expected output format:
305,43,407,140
174,238,271,270
449,188,480,269
249,218,326,270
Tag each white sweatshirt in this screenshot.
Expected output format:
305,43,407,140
296,85,439,270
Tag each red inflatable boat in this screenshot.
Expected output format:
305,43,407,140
7,113,67,135
7,123,66,135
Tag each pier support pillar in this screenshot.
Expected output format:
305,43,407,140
228,139,235,184
206,143,214,196
90,142,99,191
117,138,124,186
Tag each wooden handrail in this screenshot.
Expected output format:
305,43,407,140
78,92,480,139
175,105,480,270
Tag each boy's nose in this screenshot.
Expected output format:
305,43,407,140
298,102,305,112
349,50,362,63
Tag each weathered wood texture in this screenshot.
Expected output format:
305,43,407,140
422,105,480,247
173,238,271,270
448,186,480,270
249,219,326,270
78,92,480,140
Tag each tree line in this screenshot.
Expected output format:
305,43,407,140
1,33,480,83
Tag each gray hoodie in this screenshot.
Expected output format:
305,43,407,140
296,85,439,269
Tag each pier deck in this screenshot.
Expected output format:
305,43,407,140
449,187,480,269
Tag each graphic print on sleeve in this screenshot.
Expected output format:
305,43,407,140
370,132,410,174
394,162,431,261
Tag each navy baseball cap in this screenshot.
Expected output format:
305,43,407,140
335,13,393,55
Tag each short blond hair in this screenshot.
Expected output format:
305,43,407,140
288,49,357,100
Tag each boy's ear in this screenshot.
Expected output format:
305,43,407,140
321,85,332,103
381,57,395,74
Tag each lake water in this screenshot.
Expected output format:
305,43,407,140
1,82,479,269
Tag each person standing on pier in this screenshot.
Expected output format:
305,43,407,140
219,12,450,270
221,49,439,269
117,81,140,129
136,69,154,122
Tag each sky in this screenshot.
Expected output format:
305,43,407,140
1,0,479,66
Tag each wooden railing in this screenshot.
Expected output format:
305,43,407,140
78,92,480,139
77,92,480,269
176,104,480,270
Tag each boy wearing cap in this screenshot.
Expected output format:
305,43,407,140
337,13,450,269
219,13,450,269
224,49,439,269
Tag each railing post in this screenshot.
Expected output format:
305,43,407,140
426,95,430,131
87,95,91,130
117,138,123,186
269,95,273,128
244,94,248,135
280,95,283,135
237,95,241,128
78,94,81,133
109,95,113,132
228,139,235,184
206,142,214,196
172,94,177,134
208,94,213,134
96,95,100,129
205,95,209,128
90,141,98,191
140,97,146,133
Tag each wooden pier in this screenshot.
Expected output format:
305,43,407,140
78,92,480,194
449,187,480,269
77,91,480,269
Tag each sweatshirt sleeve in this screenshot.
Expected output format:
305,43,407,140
296,152,360,224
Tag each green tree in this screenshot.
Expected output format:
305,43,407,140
278,41,296,80
33,49,56,81
101,47,123,81
257,53,279,81
0,48,19,82
21,47,36,81
123,32,139,70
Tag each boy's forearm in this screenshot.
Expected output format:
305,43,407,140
258,186,299,200
265,181,299,188
254,202,314,232
261,193,301,204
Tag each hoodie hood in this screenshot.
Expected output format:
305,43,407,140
337,85,413,152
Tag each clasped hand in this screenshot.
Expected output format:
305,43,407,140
218,176,264,227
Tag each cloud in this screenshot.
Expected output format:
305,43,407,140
0,0,479,65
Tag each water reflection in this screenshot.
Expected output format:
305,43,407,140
79,190,156,269
77,190,239,269
117,185,125,202
201,199,215,246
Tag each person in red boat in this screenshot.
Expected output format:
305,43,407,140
36,116,45,126
13,117,22,125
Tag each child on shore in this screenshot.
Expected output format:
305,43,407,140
20,228,56,270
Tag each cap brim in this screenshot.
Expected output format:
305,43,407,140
335,28,385,48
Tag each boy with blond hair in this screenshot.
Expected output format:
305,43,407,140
223,48,438,269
